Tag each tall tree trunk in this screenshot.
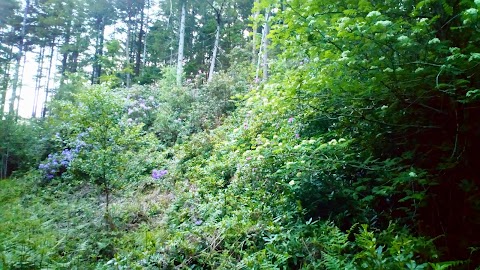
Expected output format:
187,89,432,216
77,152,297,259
261,11,269,82
70,28,81,73
176,1,186,86
254,27,263,82
32,45,45,117
60,24,71,85
142,0,150,75
251,0,259,65
92,17,105,84
0,45,13,118
15,52,28,118
41,44,55,118
9,0,29,116
71,49,79,72
206,1,225,83
125,15,132,88
134,1,145,77
98,25,105,81
208,24,220,82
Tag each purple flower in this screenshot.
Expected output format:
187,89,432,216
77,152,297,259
295,133,300,139
62,149,74,161
288,117,294,123
194,219,203,226
152,169,168,179
76,140,86,149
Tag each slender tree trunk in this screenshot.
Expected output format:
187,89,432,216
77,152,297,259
61,24,71,85
142,0,150,75
9,0,29,116
252,0,259,65
71,27,82,73
0,45,13,118
125,13,132,88
98,25,105,81
208,24,220,82
92,17,105,84
42,44,55,118
261,11,270,82
32,46,45,117
255,27,264,82
1,150,8,179
15,52,28,119
206,0,225,83
176,2,186,86
135,1,145,77
71,49,79,72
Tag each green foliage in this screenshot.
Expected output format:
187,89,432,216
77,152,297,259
0,174,115,269
54,72,90,102
106,119,441,269
262,0,480,262
45,84,162,218
3,0,480,269
0,116,48,178
117,65,250,146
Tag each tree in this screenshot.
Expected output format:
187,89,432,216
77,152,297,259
0,0,21,119
207,0,226,82
8,0,29,118
88,0,116,84
51,85,149,223
254,4,269,82
251,0,259,65
0,0,21,118
134,0,147,77
176,0,186,85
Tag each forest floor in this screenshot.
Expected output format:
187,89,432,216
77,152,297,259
0,175,175,268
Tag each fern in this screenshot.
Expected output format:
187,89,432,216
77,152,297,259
429,260,467,270
321,251,349,270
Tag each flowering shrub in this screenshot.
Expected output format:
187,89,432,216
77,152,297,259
38,149,76,181
122,85,158,128
151,169,168,179
38,131,89,181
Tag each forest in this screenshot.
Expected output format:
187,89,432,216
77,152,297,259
1,0,480,268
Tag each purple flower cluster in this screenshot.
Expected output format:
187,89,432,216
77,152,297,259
151,169,168,179
74,132,88,151
125,94,156,125
38,131,89,181
39,149,76,180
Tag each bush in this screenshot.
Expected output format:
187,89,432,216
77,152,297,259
0,116,48,178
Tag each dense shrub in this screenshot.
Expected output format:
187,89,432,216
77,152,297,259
0,116,48,178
